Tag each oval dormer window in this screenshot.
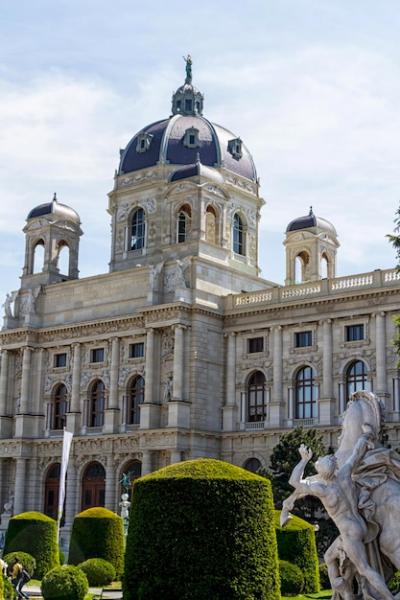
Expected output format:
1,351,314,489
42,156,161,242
136,132,153,154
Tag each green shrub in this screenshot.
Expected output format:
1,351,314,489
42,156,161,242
389,570,400,593
319,562,331,590
4,512,59,578
124,458,280,600
78,558,116,586
3,552,36,578
68,507,124,578
41,565,88,600
279,560,304,596
275,510,320,593
2,577,16,600
59,550,65,565
0,571,3,600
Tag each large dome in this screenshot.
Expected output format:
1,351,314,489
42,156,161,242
118,62,257,182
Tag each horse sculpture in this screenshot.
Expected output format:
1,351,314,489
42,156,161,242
282,391,400,598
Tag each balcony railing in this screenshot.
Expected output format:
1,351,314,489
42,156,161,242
229,268,400,309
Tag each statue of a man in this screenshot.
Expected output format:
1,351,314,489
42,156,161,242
183,54,192,83
288,434,393,600
2,292,15,318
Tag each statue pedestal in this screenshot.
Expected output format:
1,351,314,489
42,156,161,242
66,412,81,435
168,401,191,428
222,405,237,431
140,403,160,429
104,408,120,433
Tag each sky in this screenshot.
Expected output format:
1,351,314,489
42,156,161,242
1,0,400,302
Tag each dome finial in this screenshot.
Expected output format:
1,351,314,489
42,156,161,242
53,192,57,203
183,54,192,84
309,205,313,216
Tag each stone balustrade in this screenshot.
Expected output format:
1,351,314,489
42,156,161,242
229,268,400,309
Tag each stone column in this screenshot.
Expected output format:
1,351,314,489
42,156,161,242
141,450,152,475
270,326,283,426
64,461,77,528
104,338,120,433
320,319,334,425
223,332,237,431
34,349,45,414
141,328,160,429
0,350,9,415
375,312,388,404
172,325,184,402
19,347,32,414
67,344,81,433
170,450,181,464
13,458,27,515
144,329,154,404
105,456,116,511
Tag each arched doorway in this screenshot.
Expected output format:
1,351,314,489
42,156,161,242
44,463,65,524
243,458,262,473
81,462,106,510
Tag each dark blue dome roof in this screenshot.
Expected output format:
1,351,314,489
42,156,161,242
119,114,257,182
27,196,80,223
287,208,337,235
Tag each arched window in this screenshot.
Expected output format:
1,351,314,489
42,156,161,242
88,380,105,427
346,360,369,402
295,366,318,419
247,371,266,422
243,457,262,473
130,208,146,251
233,213,245,255
57,242,70,276
44,463,62,522
320,253,329,279
126,375,145,425
32,240,45,273
177,205,191,243
295,251,309,283
205,205,217,244
52,384,68,430
81,462,105,510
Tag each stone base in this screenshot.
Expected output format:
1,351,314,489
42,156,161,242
269,402,284,427
222,405,237,431
103,408,120,433
14,414,39,438
0,416,13,439
168,401,191,428
140,403,160,429
319,398,336,425
66,412,81,434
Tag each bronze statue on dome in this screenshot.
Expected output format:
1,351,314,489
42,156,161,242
183,54,192,84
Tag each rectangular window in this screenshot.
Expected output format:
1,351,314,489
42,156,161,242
346,324,364,342
295,331,312,348
54,353,67,368
248,337,264,353
185,99,192,111
129,342,144,359
90,348,104,363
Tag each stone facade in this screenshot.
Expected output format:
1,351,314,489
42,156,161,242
0,68,399,547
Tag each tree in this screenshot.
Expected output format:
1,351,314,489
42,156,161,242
261,427,337,557
387,207,400,359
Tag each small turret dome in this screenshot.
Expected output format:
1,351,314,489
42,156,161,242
27,194,80,224
286,207,337,236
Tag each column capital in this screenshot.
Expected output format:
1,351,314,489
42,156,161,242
224,331,236,338
71,342,80,349
174,323,187,331
273,325,282,332
320,318,332,325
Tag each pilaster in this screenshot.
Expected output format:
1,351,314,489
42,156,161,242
223,332,237,431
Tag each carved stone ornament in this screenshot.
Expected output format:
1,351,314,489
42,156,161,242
283,391,400,600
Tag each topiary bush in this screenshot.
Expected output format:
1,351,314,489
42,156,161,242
41,565,88,600
3,552,36,578
123,458,280,600
0,572,3,600
78,557,116,586
319,562,331,590
279,560,304,596
4,512,59,579
389,570,400,594
275,510,320,593
2,576,16,600
68,507,124,578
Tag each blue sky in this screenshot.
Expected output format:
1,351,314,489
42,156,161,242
1,0,400,302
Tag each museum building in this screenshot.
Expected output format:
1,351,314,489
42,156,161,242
0,64,400,541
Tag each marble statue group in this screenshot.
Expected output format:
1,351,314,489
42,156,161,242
283,391,400,600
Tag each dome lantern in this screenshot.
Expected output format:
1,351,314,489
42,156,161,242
171,55,204,116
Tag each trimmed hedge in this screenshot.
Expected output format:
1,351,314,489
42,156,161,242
41,565,88,600
275,510,320,593
3,552,36,578
123,458,280,600
68,507,124,578
4,512,59,579
0,572,3,600
78,558,115,586
279,560,304,596
2,576,15,600
389,571,400,594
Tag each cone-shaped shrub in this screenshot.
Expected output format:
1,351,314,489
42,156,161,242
123,458,280,600
275,510,320,593
4,511,59,578
68,507,124,578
